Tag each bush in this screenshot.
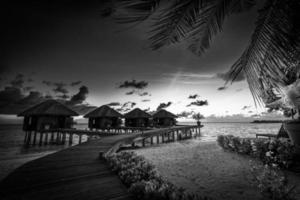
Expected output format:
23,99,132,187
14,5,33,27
217,135,295,169
106,151,212,200
251,164,296,200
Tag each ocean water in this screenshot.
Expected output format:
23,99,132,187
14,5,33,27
0,122,281,180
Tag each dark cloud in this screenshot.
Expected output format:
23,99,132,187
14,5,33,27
139,92,150,96
27,78,34,82
10,74,25,88
70,81,82,86
0,87,23,107
156,101,172,111
69,86,88,105
141,99,151,102
122,101,136,109
248,110,253,113
23,86,34,92
216,71,245,82
125,90,135,95
57,94,70,100
188,94,199,99
187,100,208,107
242,105,251,110
53,82,68,94
143,107,150,112
119,80,148,89
217,86,227,91
42,80,53,86
177,111,195,118
236,88,243,92
106,102,121,106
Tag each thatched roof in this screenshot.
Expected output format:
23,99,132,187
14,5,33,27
124,108,151,119
152,109,177,119
18,99,79,117
84,105,123,118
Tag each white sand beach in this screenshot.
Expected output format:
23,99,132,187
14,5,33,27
135,140,296,200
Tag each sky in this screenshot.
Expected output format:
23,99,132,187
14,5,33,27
0,0,285,122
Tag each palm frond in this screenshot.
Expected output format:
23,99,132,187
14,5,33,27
188,0,256,55
227,0,300,105
114,0,161,23
148,0,204,50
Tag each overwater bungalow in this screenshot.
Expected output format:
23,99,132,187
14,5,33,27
124,108,151,127
152,109,177,127
18,99,79,131
84,105,123,129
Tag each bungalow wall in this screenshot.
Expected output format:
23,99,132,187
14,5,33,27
23,116,73,131
88,117,121,129
154,118,176,127
125,118,150,127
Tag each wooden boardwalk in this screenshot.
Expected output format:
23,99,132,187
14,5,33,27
0,126,201,200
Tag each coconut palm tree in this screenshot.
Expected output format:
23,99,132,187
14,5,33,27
192,113,204,126
106,0,300,106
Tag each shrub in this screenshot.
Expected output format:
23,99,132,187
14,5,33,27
106,151,212,200
217,135,295,169
251,164,296,200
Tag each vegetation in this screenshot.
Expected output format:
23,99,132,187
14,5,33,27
105,0,300,110
217,135,295,169
192,113,204,125
106,151,212,200
251,164,296,200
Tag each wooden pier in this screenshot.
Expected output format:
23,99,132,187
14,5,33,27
0,125,202,200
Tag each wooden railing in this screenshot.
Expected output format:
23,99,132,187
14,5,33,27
105,125,203,156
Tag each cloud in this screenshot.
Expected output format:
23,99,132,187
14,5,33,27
119,79,148,89
42,80,53,86
70,81,82,86
57,94,70,100
122,101,136,109
217,86,227,91
106,102,121,106
139,92,151,96
10,74,25,88
216,71,245,82
187,100,208,107
23,86,34,92
242,105,251,110
188,94,199,99
53,82,68,94
0,87,23,107
69,86,88,105
125,90,135,95
143,107,150,112
236,88,243,92
141,99,151,102
156,101,172,111
177,111,194,118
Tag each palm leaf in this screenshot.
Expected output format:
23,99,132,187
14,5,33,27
114,0,161,23
188,0,256,55
227,0,300,105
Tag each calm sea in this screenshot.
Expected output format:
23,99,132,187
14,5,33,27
0,122,281,180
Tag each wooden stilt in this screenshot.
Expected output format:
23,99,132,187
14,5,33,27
39,132,43,146
79,134,82,144
27,131,32,145
150,137,153,145
157,135,159,144
69,134,73,145
142,138,145,147
24,131,28,143
44,133,48,145
33,131,37,145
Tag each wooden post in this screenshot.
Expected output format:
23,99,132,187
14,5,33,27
56,132,60,144
142,138,145,147
79,134,82,144
26,131,32,145
44,133,48,145
33,131,37,145
69,134,73,145
39,132,43,146
50,132,54,143
157,135,159,144
62,133,66,144
24,131,28,143
150,136,153,145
